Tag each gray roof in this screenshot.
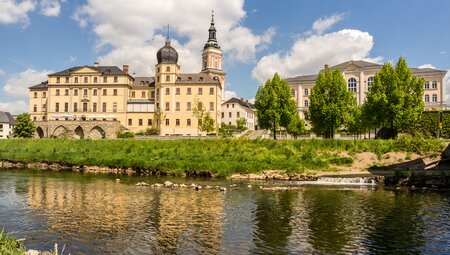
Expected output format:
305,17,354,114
330,60,382,70
411,67,447,74
29,81,48,89
132,77,155,87
0,111,15,124
286,74,318,83
49,66,128,76
223,97,255,110
176,73,219,84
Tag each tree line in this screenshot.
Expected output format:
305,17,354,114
255,57,426,139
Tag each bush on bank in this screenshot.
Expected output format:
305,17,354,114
0,139,444,176
0,229,25,255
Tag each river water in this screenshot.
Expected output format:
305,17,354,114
0,169,449,255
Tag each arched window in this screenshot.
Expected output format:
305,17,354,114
432,94,437,102
432,81,437,89
304,100,309,107
424,94,430,102
348,78,357,93
367,76,374,92
424,81,430,89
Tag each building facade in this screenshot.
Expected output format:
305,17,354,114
29,12,224,138
0,111,15,139
221,97,257,130
287,60,447,120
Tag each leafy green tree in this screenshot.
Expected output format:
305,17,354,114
13,113,36,138
308,67,355,138
193,97,216,134
236,118,248,133
363,57,424,139
347,105,367,138
255,73,299,139
287,114,306,139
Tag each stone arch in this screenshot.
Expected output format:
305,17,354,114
36,126,45,138
89,126,106,139
52,125,69,138
74,126,84,139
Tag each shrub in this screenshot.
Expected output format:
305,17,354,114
117,131,134,138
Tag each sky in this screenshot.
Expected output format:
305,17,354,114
0,0,449,114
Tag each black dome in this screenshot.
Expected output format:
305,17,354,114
157,41,178,64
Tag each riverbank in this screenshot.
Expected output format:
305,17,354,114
0,138,445,177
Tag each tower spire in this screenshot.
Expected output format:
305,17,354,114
211,10,215,25
165,23,170,45
204,10,220,49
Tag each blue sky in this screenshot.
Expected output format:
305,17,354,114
0,0,449,114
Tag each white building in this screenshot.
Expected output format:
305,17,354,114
221,97,257,130
0,112,15,139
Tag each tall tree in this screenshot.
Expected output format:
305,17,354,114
363,57,424,139
193,97,216,134
308,67,355,138
13,113,36,138
255,73,299,139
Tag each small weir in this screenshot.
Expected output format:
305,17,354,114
301,176,380,185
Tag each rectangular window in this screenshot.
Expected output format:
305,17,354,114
165,119,169,126
227,104,229,108
198,87,203,95
176,102,180,111
84,89,88,96
42,104,46,110
93,89,97,96
187,87,191,95
131,91,135,98
33,104,37,112
166,66,170,72
43,91,46,98
165,102,170,111
176,87,180,95
165,88,170,95
165,75,170,82
93,103,97,112
103,89,107,96
94,77,98,83
187,119,191,126
198,102,203,110
148,119,152,126
65,77,69,83
151,91,155,98
83,102,88,112
221,112,224,118
103,77,107,83
237,112,240,118
176,119,180,126
113,102,117,112
84,77,88,83
74,103,78,112
55,89,60,96
74,77,79,83
113,89,118,96
187,102,191,111
33,92,37,98
210,87,214,95
141,91,146,98
229,112,232,118
114,76,118,83
64,102,68,112
102,102,107,112
65,89,69,96
209,102,214,111
139,119,143,126
128,119,132,126
56,77,60,83
74,89,78,96
304,88,309,96
232,104,234,108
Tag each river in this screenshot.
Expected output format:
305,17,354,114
0,169,449,255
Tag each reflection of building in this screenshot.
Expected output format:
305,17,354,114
221,97,257,130
29,12,224,138
0,111,14,139
287,60,448,119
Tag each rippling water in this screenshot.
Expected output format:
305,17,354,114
0,169,449,255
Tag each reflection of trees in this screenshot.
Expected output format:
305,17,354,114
363,192,425,254
304,189,355,254
251,191,297,255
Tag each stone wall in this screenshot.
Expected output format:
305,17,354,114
34,121,126,139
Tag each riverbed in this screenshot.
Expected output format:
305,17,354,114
1,169,449,254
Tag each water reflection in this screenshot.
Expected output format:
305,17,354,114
0,170,449,255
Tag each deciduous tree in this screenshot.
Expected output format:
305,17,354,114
13,113,36,138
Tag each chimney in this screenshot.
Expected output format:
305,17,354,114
94,62,99,67
123,65,129,74
324,64,329,69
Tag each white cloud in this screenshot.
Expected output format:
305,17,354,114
224,90,237,101
252,29,380,82
440,51,446,55
310,13,347,35
0,0,36,26
418,64,436,69
73,0,275,76
0,100,29,114
40,0,63,17
0,69,5,76
2,69,51,99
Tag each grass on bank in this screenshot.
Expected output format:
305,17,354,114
0,229,25,255
0,138,444,177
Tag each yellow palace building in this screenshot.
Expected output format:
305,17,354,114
29,12,225,138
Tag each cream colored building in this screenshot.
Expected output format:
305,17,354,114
0,111,14,139
221,97,257,130
29,12,224,138
287,60,447,120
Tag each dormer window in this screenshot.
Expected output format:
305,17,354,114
177,77,181,82
187,77,192,81
199,77,203,82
